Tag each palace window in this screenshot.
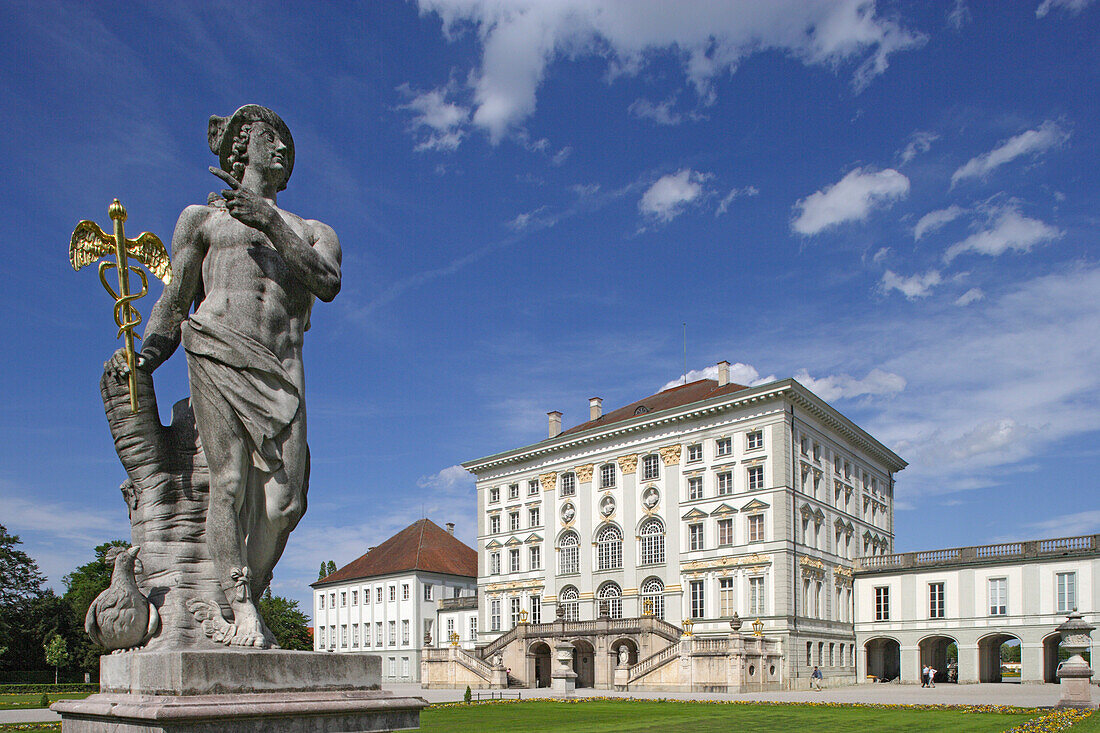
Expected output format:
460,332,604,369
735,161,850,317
639,518,666,565
489,551,500,575
717,471,733,495
402,584,409,600
330,592,336,607
596,525,623,570
719,577,735,617
402,620,409,645
446,618,454,639
690,580,705,618
989,577,1007,616
489,515,500,534
529,507,540,527
317,627,324,648
530,595,541,624
559,586,580,621
600,463,616,489
388,586,395,601
688,476,703,500
687,444,702,463
1057,572,1077,613
510,597,521,627
688,523,704,551
558,532,580,575
376,586,382,603
340,592,346,607
509,548,520,573
469,616,477,640
351,590,358,606
352,624,359,648
718,518,733,546
749,576,765,615
715,437,732,457
329,625,335,649
508,483,519,500
528,479,539,495
641,577,665,619
529,545,541,570
642,454,660,481
929,582,945,619
747,430,763,450
489,487,499,503
597,582,622,619
747,465,764,491
388,621,396,645
510,512,520,532
490,599,501,631
560,472,576,497
874,586,889,621
748,514,764,543
375,622,381,646
319,594,324,609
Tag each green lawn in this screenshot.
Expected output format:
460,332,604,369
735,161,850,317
0,693,93,710
416,700,1055,733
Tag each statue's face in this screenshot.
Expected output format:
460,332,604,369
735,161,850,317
247,122,289,185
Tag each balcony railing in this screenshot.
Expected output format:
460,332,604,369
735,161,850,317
853,534,1098,573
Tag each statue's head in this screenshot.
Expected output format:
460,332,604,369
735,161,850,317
208,105,295,192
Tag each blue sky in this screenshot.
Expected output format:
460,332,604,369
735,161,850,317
2,0,1098,610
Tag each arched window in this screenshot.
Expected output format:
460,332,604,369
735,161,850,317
596,524,623,570
639,518,665,566
559,585,579,621
597,582,623,619
640,577,665,619
558,531,579,575
642,454,660,481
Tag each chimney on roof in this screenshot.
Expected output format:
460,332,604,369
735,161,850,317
548,411,562,438
368,547,375,552
589,397,603,421
446,522,455,535
717,360,731,387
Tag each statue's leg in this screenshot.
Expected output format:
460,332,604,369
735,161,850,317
189,385,268,648
248,410,308,624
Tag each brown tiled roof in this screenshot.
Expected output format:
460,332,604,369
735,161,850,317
559,378,749,437
311,519,476,587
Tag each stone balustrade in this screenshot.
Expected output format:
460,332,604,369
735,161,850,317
854,534,1099,573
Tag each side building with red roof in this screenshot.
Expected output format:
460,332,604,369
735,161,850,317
310,518,477,682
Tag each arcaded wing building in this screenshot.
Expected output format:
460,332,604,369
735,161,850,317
461,362,906,688
310,519,477,682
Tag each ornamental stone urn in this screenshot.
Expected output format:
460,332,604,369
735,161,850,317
1056,610,1097,709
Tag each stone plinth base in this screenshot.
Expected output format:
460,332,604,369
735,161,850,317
1056,669,1097,709
54,649,427,732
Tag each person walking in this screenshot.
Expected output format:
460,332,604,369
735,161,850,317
810,666,823,691
921,664,929,688
928,667,937,688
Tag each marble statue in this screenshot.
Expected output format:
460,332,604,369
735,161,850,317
85,546,160,652
106,105,341,648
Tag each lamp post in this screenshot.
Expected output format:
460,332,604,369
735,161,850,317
682,618,694,637
752,618,764,637
449,631,459,647
520,608,529,624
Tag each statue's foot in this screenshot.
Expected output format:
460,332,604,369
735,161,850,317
228,601,279,649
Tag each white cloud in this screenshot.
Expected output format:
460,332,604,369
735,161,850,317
920,418,1038,463
639,168,712,222
951,121,1070,185
506,205,552,231
872,247,890,263
792,167,909,235
715,185,759,216
793,368,906,401
898,131,938,164
947,0,971,29
955,287,984,306
416,464,474,493
943,203,1062,262
1036,0,1096,17
1026,510,1100,537
880,269,942,299
629,97,685,126
914,205,965,240
660,362,775,392
397,84,470,152
417,0,924,141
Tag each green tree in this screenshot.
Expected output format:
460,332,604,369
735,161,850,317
62,540,129,675
0,525,47,607
318,562,327,580
258,589,313,651
44,635,69,685
326,560,337,576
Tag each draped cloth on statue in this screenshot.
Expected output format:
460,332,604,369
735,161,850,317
181,312,300,473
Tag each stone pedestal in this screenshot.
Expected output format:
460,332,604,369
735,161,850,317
1056,611,1097,710
550,642,577,696
53,649,427,732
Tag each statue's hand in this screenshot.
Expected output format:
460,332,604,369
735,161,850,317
106,347,152,381
211,167,276,232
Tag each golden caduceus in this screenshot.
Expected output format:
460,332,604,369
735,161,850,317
69,199,171,413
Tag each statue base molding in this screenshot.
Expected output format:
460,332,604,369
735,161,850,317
53,649,427,732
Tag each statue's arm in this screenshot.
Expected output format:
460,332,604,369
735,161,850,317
139,205,209,371
263,216,342,302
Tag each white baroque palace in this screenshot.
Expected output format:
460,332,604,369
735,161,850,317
460,363,906,688
311,519,477,682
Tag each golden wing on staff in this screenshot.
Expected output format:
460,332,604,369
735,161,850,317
69,220,114,272
128,231,171,285
68,220,172,285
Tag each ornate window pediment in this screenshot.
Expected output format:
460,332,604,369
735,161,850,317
710,503,738,517
681,508,708,521
505,537,522,546
524,533,542,544
741,498,769,512
485,539,503,549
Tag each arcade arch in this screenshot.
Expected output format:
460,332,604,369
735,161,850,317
864,637,900,682
978,633,1021,683
918,634,958,683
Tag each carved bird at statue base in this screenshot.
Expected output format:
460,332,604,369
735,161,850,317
85,546,159,652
